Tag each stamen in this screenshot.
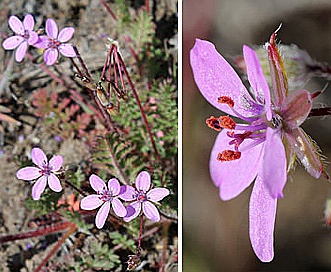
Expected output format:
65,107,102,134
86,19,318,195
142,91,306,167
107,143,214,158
206,116,236,131
218,96,234,108
217,150,241,162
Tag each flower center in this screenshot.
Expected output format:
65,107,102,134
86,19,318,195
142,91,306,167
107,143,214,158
49,39,61,49
98,188,113,202
40,161,52,176
136,190,148,202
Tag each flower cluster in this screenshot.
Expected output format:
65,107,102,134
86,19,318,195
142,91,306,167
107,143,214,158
80,171,170,229
190,29,327,262
2,14,75,65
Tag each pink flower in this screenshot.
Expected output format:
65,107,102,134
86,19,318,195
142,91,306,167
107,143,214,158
80,174,126,229
190,31,327,262
2,14,38,62
121,171,170,222
16,147,63,200
34,18,76,65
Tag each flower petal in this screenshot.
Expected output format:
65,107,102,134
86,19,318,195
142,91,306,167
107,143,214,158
59,44,76,57
23,14,34,31
31,147,47,168
33,36,50,49
119,185,136,201
190,39,261,118
49,155,63,171
135,171,151,192
8,15,24,34
112,198,126,217
89,174,106,193
124,202,141,222
16,166,41,180
58,27,74,42
45,18,58,39
44,48,59,66
147,188,169,202
243,45,272,120
210,129,264,200
27,30,38,45
95,202,110,229
80,195,103,210
249,175,277,262
108,178,120,195
262,127,287,198
2,36,23,50
15,41,28,62
32,176,47,200
48,174,62,192
142,201,160,222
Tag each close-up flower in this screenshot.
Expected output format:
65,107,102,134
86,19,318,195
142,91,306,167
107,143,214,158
190,30,327,262
2,14,38,62
34,18,76,65
16,147,63,200
80,174,127,229
121,171,170,222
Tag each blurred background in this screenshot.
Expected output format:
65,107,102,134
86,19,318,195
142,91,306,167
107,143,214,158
183,0,331,271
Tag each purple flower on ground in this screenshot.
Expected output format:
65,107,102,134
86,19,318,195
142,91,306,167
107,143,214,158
16,147,63,200
34,18,75,65
190,30,327,262
80,174,126,229
121,171,170,222
2,14,38,62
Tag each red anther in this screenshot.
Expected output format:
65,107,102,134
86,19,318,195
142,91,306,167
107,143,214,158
206,116,222,131
218,96,234,108
219,116,236,130
217,150,241,162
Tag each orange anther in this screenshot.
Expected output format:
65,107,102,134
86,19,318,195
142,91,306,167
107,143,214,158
217,150,241,162
218,96,234,108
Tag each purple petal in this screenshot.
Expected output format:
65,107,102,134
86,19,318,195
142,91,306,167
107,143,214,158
49,155,63,171
142,201,160,222
16,166,41,180
147,188,169,202
112,198,126,217
15,41,28,62
2,36,24,50
190,39,261,118
135,171,151,192
262,127,287,198
45,18,58,39
31,147,47,168
249,175,277,262
23,14,34,31
243,45,272,120
58,27,74,42
95,202,110,229
124,202,141,222
33,36,50,49
27,31,38,45
119,185,136,201
32,176,47,200
108,178,120,195
89,174,106,193
48,174,62,192
8,15,24,34
80,195,103,210
210,129,264,200
59,44,76,57
44,48,59,65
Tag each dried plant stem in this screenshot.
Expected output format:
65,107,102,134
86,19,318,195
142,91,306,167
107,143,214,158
0,221,72,243
34,223,77,272
309,107,331,117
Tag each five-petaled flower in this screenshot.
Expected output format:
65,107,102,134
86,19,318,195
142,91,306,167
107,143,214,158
80,174,126,229
34,18,76,65
120,171,170,222
16,147,63,200
2,14,38,62
190,30,327,262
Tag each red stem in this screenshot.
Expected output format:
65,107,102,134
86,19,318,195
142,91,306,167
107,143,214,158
100,0,118,21
137,215,144,256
